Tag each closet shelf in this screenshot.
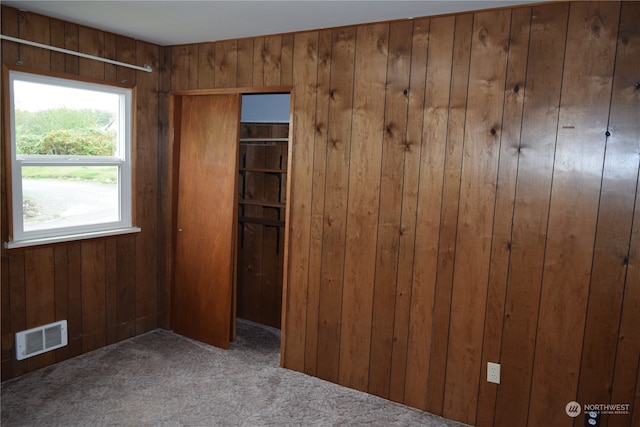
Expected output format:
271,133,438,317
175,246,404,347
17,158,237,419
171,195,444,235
239,199,286,208
239,167,287,173
239,216,285,227
239,137,288,146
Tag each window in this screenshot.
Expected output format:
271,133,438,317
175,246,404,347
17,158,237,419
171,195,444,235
5,69,139,248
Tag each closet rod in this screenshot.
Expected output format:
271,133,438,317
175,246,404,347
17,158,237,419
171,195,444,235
0,35,153,73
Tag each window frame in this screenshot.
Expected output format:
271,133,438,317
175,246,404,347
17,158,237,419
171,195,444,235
4,67,140,249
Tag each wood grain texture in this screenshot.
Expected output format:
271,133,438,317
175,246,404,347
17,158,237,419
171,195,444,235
368,20,412,399
493,4,569,426
172,94,240,349
607,4,640,427
404,14,456,411
3,4,639,426
528,2,621,426
388,17,429,404
338,22,389,393
443,9,511,425
2,5,161,380
304,28,332,376
316,26,356,384
475,7,531,427
425,13,473,415
282,31,318,372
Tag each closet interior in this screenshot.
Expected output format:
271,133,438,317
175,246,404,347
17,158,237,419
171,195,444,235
236,94,290,329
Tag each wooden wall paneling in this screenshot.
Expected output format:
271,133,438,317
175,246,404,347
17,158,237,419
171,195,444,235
197,42,216,88
338,22,389,392
158,45,172,329
170,45,192,91
1,252,12,380
425,13,473,415
475,7,531,427
577,3,639,425
116,36,137,85
135,40,160,334
608,4,640,426
116,236,136,340
443,9,511,424
0,6,19,379
52,247,69,361
66,244,83,358
316,26,356,383
404,15,455,411
1,6,19,67
388,17,429,404
215,39,238,88
63,23,79,74
281,34,294,86
103,33,117,82
304,28,332,375
368,20,412,400
282,30,318,371
236,39,253,87
8,252,27,377
527,2,621,426
264,35,282,86
104,240,117,345
78,26,104,79
24,248,55,371
49,20,65,73
80,240,106,353
603,166,640,427
253,37,265,87
18,11,50,70
493,4,568,426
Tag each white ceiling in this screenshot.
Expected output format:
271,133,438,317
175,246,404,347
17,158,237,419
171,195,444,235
2,1,541,46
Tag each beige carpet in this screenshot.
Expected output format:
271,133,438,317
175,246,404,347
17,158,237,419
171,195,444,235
1,320,469,426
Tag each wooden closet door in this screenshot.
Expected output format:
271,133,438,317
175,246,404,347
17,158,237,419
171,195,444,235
172,94,240,349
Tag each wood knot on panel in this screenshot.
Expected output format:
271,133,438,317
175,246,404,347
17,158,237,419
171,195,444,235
376,37,388,55
330,139,339,149
404,141,413,152
513,84,520,93
306,43,316,59
315,124,324,134
490,128,497,136
403,88,409,96
586,15,604,36
326,217,332,226
261,47,268,60
385,124,394,135
623,256,629,266
477,26,489,45
329,90,335,99
320,53,330,66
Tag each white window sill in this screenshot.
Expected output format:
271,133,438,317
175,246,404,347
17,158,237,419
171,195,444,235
4,227,142,249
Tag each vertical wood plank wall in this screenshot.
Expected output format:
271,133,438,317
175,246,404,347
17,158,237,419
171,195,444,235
1,2,639,427
1,7,161,379
164,2,639,426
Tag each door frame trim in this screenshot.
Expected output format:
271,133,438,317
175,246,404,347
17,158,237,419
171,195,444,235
167,86,294,366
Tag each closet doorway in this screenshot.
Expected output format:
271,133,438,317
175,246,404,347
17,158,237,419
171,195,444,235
169,89,292,352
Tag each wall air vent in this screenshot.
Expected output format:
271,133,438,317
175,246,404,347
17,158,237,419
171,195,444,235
16,320,68,360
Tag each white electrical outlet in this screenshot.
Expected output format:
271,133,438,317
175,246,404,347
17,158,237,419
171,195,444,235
487,362,500,384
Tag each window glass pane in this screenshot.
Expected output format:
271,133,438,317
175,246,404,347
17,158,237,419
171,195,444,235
22,166,119,231
13,80,120,157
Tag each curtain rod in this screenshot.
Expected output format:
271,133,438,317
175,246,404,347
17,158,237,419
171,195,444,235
0,35,153,73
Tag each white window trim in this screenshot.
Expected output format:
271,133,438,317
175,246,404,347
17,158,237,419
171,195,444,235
5,70,139,249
